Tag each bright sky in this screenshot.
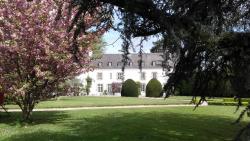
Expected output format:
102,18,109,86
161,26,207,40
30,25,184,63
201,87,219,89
102,29,159,54
102,12,160,54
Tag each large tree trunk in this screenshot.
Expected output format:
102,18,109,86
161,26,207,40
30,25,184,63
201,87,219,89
18,92,35,121
21,103,34,121
22,107,32,121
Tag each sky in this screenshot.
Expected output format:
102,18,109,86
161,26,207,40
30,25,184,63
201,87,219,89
102,29,159,54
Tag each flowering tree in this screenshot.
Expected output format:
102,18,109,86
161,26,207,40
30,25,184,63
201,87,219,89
111,82,122,95
0,0,108,120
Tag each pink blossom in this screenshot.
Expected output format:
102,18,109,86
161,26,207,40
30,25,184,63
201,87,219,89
0,0,108,114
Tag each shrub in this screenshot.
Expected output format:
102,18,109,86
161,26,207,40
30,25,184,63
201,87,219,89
223,98,250,103
146,79,162,97
121,79,139,97
208,101,248,106
103,90,108,95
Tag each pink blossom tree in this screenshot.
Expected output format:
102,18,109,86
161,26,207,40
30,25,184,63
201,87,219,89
0,0,107,120
111,82,122,95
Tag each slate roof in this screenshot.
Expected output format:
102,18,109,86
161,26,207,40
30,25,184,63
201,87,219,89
91,53,164,69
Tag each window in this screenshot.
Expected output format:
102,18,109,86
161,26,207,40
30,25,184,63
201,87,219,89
156,60,162,66
117,62,122,66
117,72,123,80
152,72,157,79
162,71,167,76
97,72,102,80
138,60,145,67
107,62,112,67
162,61,167,68
97,84,103,92
110,73,112,79
140,72,146,80
107,84,112,93
141,83,146,92
111,83,122,93
152,61,156,66
98,62,102,67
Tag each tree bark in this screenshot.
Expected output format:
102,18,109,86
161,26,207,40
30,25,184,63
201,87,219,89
22,105,33,121
20,94,35,121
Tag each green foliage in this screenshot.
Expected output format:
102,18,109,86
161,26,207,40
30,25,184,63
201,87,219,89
223,98,250,103
68,0,250,99
90,38,106,59
60,78,85,96
3,94,15,105
208,101,248,106
103,90,107,95
121,79,139,97
200,98,250,106
176,80,193,96
174,73,236,97
146,79,162,97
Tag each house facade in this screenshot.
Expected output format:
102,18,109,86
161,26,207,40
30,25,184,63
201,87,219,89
78,53,170,96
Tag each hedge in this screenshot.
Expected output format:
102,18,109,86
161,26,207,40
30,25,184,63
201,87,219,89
208,101,248,106
121,79,139,97
146,79,162,97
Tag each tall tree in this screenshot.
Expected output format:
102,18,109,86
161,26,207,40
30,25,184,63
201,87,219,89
0,0,108,120
67,1,249,139
67,0,249,97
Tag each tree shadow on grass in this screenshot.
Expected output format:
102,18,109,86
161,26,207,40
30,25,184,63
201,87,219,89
3,108,248,141
0,111,70,126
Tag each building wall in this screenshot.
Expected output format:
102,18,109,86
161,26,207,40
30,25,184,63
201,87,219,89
78,68,169,96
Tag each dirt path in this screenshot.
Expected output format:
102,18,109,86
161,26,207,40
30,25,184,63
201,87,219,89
0,104,201,112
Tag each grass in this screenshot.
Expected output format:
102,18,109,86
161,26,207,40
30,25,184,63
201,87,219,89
0,106,249,141
5,96,191,109
207,97,249,106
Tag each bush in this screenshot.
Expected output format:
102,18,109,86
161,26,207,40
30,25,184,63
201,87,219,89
146,79,162,97
121,79,139,97
223,98,250,103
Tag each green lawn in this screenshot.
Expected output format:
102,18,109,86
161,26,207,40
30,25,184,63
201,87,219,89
0,106,249,141
6,96,191,109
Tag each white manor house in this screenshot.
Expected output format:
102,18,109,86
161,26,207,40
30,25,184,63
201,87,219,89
79,53,170,96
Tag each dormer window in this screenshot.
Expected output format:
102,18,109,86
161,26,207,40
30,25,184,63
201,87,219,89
98,62,103,67
152,72,157,79
128,62,133,66
107,62,112,67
